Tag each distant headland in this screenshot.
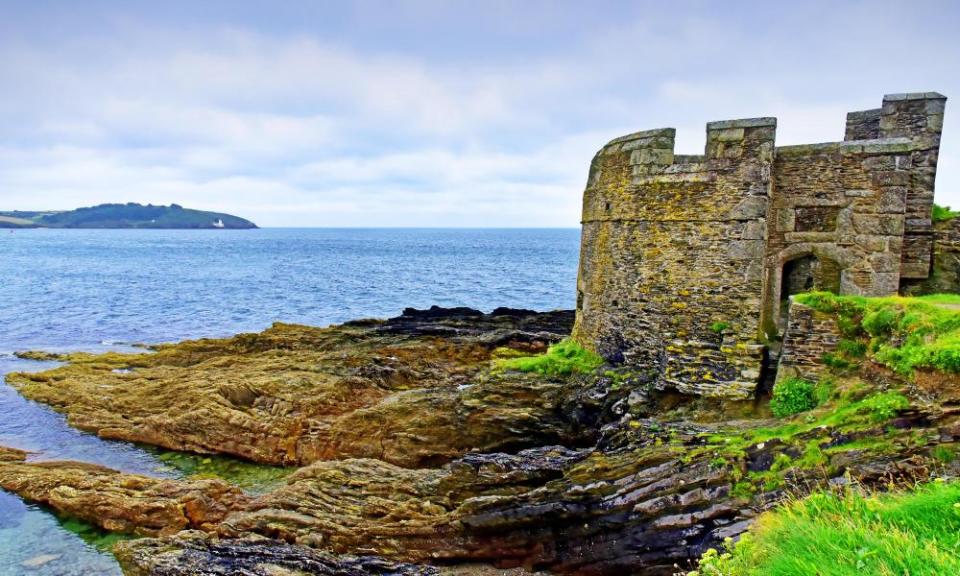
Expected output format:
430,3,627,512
0,202,258,229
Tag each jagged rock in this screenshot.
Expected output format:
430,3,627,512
213,395,952,576
7,309,577,467
5,306,957,575
114,531,438,576
2,389,950,575
0,450,250,536
215,444,748,575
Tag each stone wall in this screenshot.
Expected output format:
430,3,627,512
878,93,945,280
775,300,841,384
761,138,914,334
573,92,946,399
573,120,773,398
761,93,946,335
901,218,960,295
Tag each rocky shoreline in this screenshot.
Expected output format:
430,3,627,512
2,306,957,575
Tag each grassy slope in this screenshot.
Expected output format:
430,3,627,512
693,481,960,576
693,293,960,575
795,292,960,374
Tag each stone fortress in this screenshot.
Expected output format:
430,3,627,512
572,92,949,398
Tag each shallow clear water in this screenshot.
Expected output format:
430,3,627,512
0,227,579,574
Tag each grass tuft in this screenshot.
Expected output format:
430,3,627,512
692,480,960,576
932,203,960,223
494,338,603,376
770,377,817,418
711,321,730,334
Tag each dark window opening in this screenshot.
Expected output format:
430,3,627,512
779,254,841,333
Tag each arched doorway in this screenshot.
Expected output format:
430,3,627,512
778,253,841,331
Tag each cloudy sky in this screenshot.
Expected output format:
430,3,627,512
1,1,958,227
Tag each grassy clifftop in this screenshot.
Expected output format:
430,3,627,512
691,292,960,576
694,480,960,576
794,292,960,375
0,203,257,229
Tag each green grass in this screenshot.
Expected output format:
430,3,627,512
494,338,604,376
683,389,909,476
932,445,956,464
932,203,960,223
692,480,960,576
795,292,960,375
769,377,817,418
711,321,730,333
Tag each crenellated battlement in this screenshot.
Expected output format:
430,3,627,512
573,92,947,399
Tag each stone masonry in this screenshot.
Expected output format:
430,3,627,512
902,217,960,296
572,92,947,399
776,301,842,384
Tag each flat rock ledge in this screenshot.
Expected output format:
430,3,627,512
8,308,578,468
0,449,250,536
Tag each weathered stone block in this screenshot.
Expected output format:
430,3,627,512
715,128,744,142
741,221,766,240
776,208,795,232
852,214,905,235
631,148,674,165
870,252,901,273
728,240,764,260
729,197,768,220
853,235,887,251
877,188,907,213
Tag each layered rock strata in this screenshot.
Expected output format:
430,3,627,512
114,531,438,576
8,308,577,468
5,307,959,575
0,448,249,536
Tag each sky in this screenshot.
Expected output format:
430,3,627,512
0,0,958,227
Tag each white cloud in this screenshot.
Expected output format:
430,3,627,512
0,2,958,223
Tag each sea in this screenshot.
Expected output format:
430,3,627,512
0,227,580,575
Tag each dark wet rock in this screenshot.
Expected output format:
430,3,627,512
822,432,853,448
114,531,438,576
490,307,539,317
400,306,486,319
745,439,788,472
376,306,574,343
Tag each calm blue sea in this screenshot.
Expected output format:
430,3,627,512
0,228,579,575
